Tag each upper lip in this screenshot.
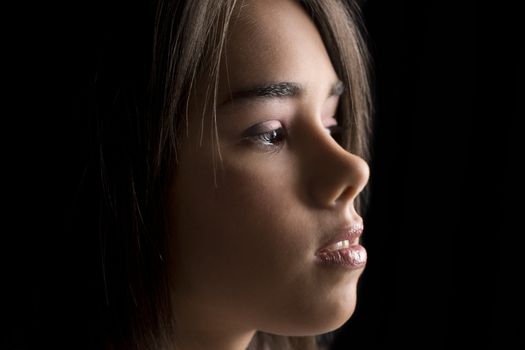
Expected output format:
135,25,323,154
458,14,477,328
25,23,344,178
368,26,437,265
316,222,364,255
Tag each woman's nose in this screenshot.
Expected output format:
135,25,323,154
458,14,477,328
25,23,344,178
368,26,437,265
304,130,370,210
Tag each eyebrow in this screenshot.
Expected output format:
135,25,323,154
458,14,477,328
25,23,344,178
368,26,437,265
220,80,345,106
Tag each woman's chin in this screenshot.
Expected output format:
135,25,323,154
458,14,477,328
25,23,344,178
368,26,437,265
260,290,358,337
306,295,358,334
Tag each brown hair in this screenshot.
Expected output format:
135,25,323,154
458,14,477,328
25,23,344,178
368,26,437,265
80,0,372,349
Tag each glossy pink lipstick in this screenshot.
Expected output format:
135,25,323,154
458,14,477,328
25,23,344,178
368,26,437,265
315,223,367,269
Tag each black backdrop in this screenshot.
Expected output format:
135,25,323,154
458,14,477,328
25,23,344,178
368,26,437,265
332,1,523,348
4,0,523,349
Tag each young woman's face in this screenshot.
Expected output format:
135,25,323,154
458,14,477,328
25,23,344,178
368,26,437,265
168,0,370,340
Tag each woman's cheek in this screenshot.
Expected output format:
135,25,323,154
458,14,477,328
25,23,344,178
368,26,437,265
215,159,307,256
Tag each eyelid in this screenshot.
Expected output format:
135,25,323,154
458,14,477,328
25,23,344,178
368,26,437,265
322,114,338,128
322,98,340,124
241,120,283,137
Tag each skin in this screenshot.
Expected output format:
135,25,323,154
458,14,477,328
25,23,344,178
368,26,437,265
167,0,370,349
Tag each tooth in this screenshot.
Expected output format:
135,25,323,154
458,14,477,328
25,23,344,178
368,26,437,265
325,240,350,252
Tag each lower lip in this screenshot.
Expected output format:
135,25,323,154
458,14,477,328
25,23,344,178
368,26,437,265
315,245,367,270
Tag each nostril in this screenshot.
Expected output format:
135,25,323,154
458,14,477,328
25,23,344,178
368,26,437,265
303,125,370,209
335,186,357,206
328,153,370,208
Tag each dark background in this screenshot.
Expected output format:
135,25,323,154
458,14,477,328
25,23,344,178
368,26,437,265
332,0,524,349
5,0,523,349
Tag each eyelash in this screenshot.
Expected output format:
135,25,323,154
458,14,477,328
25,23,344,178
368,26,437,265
253,128,286,146
248,125,345,150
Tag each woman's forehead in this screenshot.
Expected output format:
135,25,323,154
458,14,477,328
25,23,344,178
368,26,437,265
219,0,339,104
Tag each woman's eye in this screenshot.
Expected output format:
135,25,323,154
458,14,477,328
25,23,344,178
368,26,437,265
246,128,286,149
241,121,286,151
241,121,344,152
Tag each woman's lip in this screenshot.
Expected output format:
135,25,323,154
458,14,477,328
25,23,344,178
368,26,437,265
316,245,367,269
315,223,364,255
